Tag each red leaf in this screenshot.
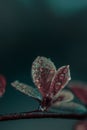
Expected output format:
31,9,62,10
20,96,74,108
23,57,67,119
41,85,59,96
68,82,87,105
74,120,87,130
49,65,71,97
31,56,56,97
0,75,6,97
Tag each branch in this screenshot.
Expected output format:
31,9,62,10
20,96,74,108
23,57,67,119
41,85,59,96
0,110,87,121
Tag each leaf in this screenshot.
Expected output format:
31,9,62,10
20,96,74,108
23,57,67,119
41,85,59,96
74,120,87,130
11,81,42,101
0,75,6,97
68,81,87,105
51,90,74,105
49,65,71,97
50,102,87,114
31,56,56,97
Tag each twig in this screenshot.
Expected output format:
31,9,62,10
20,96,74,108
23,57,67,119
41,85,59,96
0,110,87,121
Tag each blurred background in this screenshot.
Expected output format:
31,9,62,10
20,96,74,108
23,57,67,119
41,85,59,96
0,0,87,129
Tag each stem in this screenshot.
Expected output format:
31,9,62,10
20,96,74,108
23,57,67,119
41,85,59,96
0,110,87,121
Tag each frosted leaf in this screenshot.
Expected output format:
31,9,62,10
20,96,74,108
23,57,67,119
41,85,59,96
50,102,87,114
49,65,71,97
11,81,42,100
52,90,74,105
31,56,56,97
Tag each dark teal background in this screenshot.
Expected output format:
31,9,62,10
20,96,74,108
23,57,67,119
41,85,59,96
0,0,87,129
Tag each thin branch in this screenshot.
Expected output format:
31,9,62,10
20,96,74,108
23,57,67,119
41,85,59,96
0,110,87,121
